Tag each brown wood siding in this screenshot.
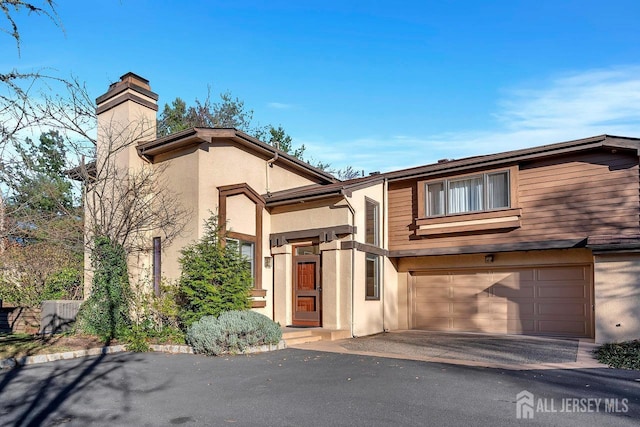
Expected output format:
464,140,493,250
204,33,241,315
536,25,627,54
388,151,640,252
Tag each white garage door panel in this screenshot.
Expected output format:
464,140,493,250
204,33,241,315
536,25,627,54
411,265,593,338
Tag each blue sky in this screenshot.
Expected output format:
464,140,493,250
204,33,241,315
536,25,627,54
4,1,640,173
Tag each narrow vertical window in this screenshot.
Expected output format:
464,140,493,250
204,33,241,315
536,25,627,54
365,199,379,246
240,241,255,278
486,171,510,209
426,182,445,216
365,253,380,300
226,238,256,284
153,237,161,297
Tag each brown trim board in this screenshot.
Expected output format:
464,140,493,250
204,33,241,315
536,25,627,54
389,238,588,258
270,225,356,247
218,183,264,290
96,92,159,115
341,241,388,256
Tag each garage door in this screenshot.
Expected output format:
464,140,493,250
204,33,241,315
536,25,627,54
411,265,593,337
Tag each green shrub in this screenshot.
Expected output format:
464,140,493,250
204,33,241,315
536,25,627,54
178,214,252,327
75,236,131,341
594,340,640,370
186,310,282,356
0,243,83,307
42,266,83,301
117,277,185,351
122,325,151,352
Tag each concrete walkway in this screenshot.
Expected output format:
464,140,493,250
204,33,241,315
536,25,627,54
288,330,605,370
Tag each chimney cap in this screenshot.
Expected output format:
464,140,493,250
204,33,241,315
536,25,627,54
96,71,159,113
107,72,151,92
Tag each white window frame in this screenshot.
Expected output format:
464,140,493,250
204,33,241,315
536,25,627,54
425,170,511,217
365,198,380,247
365,253,380,300
226,238,255,278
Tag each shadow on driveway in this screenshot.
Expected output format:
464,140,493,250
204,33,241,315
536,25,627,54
1,350,637,426
341,330,581,365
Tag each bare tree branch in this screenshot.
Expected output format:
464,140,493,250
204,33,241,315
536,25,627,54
83,117,190,255
0,0,62,56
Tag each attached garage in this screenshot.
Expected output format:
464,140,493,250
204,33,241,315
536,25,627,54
410,264,593,338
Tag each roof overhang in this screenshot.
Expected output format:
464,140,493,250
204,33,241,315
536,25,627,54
384,135,640,182
587,234,640,254
264,175,385,207
136,128,337,184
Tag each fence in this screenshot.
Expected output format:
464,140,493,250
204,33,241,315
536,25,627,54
0,300,82,334
40,300,82,334
0,305,41,334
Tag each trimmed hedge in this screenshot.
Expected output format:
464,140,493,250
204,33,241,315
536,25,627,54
186,311,282,356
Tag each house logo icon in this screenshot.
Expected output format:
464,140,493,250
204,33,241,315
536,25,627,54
516,390,535,419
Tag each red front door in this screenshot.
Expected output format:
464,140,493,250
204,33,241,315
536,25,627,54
293,254,321,327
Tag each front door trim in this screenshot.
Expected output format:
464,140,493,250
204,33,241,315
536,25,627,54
292,247,322,327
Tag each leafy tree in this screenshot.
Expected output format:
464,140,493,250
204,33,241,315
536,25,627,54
177,214,252,327
5,130,74,214
157,92,308,160
0,130,81,250
156,97,191,136
254,124,306,159
157,93,363,179
157,90,254,137
0,130,83,309
0,242,82,307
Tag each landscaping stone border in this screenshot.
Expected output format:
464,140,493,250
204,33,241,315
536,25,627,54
0,340,286,370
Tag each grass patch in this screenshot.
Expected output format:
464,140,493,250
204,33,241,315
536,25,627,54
594,340,640,370
0,333,107,360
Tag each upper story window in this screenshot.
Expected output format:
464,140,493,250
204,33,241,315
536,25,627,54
365,198,379,246
426,171,510,217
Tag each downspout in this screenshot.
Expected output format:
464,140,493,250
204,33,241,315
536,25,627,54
343,195,356,338
382,178,387,332
266,151,278,319
265,152,279,194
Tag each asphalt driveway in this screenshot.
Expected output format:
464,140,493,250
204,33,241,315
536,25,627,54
339,330,583,366
1,349,638,426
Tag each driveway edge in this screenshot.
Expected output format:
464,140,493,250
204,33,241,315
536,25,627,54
1,340,286,369
288,336,608,371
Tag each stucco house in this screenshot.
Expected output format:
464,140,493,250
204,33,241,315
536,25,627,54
92,72,640,344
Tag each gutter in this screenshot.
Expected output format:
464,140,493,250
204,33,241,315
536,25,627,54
265,190,347,207
265,151,279,195
383,136,622,183
382,177,387,332
343,197,356,338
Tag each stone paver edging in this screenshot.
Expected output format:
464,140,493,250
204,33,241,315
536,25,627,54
0,340,286,370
